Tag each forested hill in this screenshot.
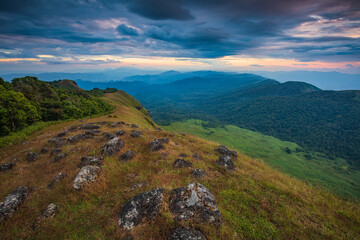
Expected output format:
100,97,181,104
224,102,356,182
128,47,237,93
131,77,360,168
0,77,113,137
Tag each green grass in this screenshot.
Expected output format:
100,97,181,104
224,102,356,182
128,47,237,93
0,121,59,148
162,119,360,200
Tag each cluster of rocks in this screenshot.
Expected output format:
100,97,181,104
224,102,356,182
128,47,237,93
101,137,125,156
78,156,103,168
215,145,237,171
149,138,169,151
117,182,220,238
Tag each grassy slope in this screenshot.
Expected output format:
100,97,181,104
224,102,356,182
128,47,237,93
162,119,360,200
0,93,359,239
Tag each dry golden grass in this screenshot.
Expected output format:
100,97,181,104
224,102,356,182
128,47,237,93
0,92,359,240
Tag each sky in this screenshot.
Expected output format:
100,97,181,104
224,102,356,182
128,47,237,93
0,0,359,73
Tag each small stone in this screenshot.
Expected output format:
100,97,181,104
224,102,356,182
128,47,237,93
119,150,135,162
102,132,117,140
41,203,58,218
68,125,79,132
26,152,37,162
191,169,206,178
50,148,62,156
216,145,237,159
67,134,90,143
0,162,15,172
118,188,164,230
78,156,103,168
73,166,101,191
216,155,236,170
51,153,67,163
115,130,126,136
173,159,193,168
48,172,67,189
170,228,207,240
85,130,102,136
57,131,68,137
101,137,124,156
0,186,28,221
192,153,202,160
130,182,146,191
179,153,188,158
48,137,66,145
79,124,101,130
131,124,139,128
40,148,49,154
149,139,168,151
130,130,142,137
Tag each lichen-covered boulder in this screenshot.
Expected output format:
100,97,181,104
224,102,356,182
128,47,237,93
169,182,221,225
102,132,117,140
216,145,237,159
173,159,193,168
67,134,90,143
216,155,236,170
191,169,206,178
119,150,135,162
118,188,164,230
114,130,126,136
41,203,58,218
48,172,67,189
26,152,37,162
56,131,68,137
149,138,169,151
0,162,15,172
48,137,67,145
73,166,101,190
101,137,124,156
0,186,28,221
77,156,103,168
51,153,67,163
79,124,101,130
50,148,62,156
130,130,142,137
170,228,207,240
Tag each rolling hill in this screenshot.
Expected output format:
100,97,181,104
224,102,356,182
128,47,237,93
0,87,359,239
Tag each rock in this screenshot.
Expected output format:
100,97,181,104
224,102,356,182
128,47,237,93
0,162,15,172
78,156,103,168
50,148,62,156
173,159,193,168
41,203,58,218
122,235,134,240
216,155,236,170
131,124,139,128
96,121,109,125
119,150,135,162
40,148,49,154
48,172,67,189
169,182,221,225
170,228,207,240
149,138,168,152
191,169,206,178
101,137,124,156
79,124,101,130
102,132,117,140
0,186,28,221
130,130,142,137
48,137,67,145
155,127,162,132
68,125,79,132
130,182,146,191
85,130,102,136
73,166,101,191
26,152,37,162
67,134,90,143
115,130,126,136
192,153,202,160
179,153,188,158
51,153,67,163
117,188,164,230
216,145,237,159
57,131,68,137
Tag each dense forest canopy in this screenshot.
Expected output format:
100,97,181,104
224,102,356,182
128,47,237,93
0,77,113,136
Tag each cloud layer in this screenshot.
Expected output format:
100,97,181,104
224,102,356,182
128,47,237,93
0,0,359,71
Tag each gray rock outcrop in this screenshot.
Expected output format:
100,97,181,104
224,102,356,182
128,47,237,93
0,186,28,221
101,137,124,156
173,159,193,168
216,155,236,170
191,169,206,178
41,203,58,218
119,150,135,162
26,152,37,162
0,162,15,172
78,156,103,168
169,182,221,225
73,166,101,190
170,228,207,240
216,145,237,159
48,172,67,189
117,188,164,230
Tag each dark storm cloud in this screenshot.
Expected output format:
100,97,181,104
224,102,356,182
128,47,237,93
0,0,359,61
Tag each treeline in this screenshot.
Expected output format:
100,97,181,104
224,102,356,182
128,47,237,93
0,76,113,136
